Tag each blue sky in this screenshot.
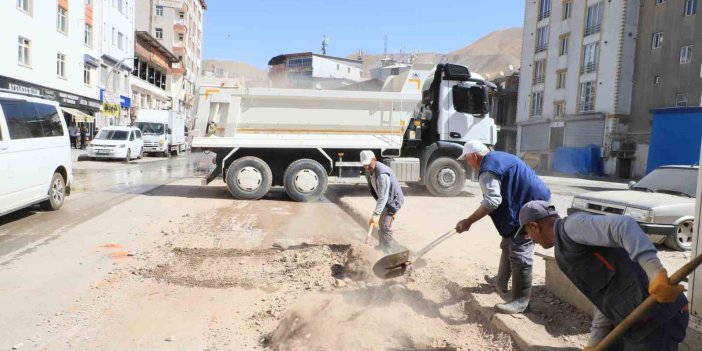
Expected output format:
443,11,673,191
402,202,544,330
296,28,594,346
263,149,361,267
202,0,525,68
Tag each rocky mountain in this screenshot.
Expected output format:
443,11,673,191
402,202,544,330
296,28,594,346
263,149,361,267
202,59,269,87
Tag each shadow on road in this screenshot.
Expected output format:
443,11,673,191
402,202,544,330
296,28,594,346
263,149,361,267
0,208,38,226
328,184,477,198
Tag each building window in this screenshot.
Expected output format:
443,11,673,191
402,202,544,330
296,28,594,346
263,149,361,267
533,59,546,85
118,0,123,13
112,27,116,45
556,70,567,89
675,93,688,107
559,34,569,56
555,101,566,118
535,26,549,53
685,0,697,16
652,32,664,49
178,33,184,41
118,32,124,50
84,66,91,86
84,24,93,48
538,0,551,20
155,28,163,39
57,6,67,34
56,53,66,78
585,2,603,36
85,0,92,5
654,75,661,84
562,0,572,20
656,0,666,4
156,5,163,16
18,36,30,66
579,81,597,112
17,0,31,14
179,11,185,19
530,91,544,117
581,42,600,74
681,45,694,64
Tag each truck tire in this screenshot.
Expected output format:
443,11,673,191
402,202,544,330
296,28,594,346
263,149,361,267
425,157,466,197
225,156,273,200
283,159,328,202
41,172,66,211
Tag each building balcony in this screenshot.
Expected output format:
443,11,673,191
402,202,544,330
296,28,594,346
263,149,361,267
578,101,596,112
173,46,186,56
537,11,550,21
174,23,187,34
535,44,548,53
532,76,545,86
580,63,598,74
584,24,601,37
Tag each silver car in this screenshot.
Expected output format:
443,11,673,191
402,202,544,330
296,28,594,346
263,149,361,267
568,165,698,251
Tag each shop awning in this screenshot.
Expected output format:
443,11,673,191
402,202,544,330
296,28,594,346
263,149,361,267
62,107,95,123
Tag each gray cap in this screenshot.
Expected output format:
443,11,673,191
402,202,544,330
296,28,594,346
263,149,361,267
515,200,560,237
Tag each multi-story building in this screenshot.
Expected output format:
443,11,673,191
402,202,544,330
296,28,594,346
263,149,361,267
268,53,364,89
98,0,136,127
628,0,701,177
135,0,206,121
490,72,520,155
131,31,178,115
1,0,103,129
516,0,640,176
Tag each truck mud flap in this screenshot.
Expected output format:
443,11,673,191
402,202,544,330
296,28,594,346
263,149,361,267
202,163,222,186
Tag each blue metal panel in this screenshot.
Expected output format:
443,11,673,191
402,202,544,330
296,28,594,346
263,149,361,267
647,108,702,173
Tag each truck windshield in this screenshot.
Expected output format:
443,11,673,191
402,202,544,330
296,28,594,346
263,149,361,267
136,122,165,135
96,130,129,140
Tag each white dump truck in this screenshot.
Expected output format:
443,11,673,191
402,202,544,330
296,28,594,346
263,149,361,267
135,110,187,157
191,63,498,201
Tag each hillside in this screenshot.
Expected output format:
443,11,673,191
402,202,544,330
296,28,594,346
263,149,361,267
202,59,269,87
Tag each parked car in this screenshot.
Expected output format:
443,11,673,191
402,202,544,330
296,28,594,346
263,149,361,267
86,126,144,163
568,165,698,251
0,91,72,216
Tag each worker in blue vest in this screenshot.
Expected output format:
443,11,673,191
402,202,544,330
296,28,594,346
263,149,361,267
361,150,405,254
455,141,551,314
517,201,688,351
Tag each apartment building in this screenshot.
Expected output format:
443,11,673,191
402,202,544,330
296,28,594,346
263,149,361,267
628,0,701,177
131,31,178,114
135,0,206,121
491,72,520,155
1,0,103,128
98,0,136,127
517,0,640,176
268,53,364,89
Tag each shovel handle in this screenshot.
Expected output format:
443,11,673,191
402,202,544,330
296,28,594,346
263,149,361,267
592,254,702,351
413,229,458,261
365,223,374,244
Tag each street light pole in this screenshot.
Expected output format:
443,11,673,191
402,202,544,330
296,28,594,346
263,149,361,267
105,56,136,125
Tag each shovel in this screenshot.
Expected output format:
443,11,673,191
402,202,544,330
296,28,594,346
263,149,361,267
373,229,458,279
364,223,374,244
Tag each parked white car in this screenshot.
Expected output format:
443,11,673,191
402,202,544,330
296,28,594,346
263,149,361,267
569,165,698,251
0,91,72,216
87,126,144,163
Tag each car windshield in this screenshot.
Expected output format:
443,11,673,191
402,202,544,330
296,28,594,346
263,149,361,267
96,130,129,141
136,122,165,135
634,167,698,198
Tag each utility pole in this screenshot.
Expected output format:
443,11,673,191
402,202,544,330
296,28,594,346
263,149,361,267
321,35,329,55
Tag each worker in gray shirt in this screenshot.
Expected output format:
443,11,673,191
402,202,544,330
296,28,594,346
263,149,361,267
518,201,688,350
360,150,404,253
455,141,551,314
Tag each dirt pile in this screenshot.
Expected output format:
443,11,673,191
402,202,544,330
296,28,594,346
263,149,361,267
141,243,380,291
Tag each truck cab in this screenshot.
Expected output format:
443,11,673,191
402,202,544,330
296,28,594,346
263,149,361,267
135,110,186,157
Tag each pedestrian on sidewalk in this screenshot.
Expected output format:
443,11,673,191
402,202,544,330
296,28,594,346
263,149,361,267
79,126,87,149
454,141,551,314
518,201,688,351
360,150,404,254
68,123,78,149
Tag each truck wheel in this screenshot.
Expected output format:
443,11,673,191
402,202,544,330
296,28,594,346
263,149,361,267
425,157,466,197
225,156,272,200
283,159,328,202
163,147,170,158
664,220,694,251
41,172,66,211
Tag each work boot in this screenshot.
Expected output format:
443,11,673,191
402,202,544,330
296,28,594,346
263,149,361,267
494,263,532,314
484,249,511,293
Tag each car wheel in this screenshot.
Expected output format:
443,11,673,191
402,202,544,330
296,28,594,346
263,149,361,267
425,157,467,197
125,149,131,164
41,172,66,211
283,159,328,202
664,220,694,251
138,147,144,159
225,156,273,200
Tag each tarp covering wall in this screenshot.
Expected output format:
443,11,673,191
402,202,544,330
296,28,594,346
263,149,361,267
552,145,604,176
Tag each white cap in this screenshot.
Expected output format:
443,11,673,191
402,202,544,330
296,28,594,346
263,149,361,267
360,150,376,166
457,140,489,160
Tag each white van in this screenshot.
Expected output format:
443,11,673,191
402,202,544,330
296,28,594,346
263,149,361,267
86,126,144,162
0,91,72,216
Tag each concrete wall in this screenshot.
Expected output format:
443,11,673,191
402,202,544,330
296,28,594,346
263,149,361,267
0,0,100,101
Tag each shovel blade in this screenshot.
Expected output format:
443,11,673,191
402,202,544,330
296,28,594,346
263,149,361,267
372,250,410,279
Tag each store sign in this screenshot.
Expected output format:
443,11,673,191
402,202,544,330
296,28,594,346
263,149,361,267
0,75,101,112
102,102,121,116
156,0,183,8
